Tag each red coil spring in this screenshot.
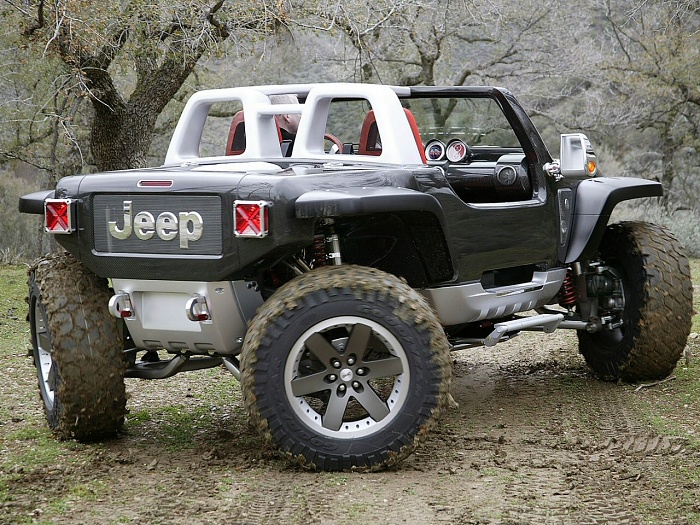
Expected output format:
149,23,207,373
559,270,577,307
313,232,327,268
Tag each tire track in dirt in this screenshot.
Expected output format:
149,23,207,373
378,334,696,525
6,328,697,525
518,378,687,523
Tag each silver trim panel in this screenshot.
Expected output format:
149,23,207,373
420,269,567,326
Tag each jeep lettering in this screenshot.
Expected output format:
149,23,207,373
108,200,203,248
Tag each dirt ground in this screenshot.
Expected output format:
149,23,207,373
3,323,700,525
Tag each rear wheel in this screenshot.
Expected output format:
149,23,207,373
240,265,452,471
578,222,692,381
28,252,127,439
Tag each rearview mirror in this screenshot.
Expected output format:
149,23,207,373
560,133,598,178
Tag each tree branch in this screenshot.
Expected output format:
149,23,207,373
19,0,45,37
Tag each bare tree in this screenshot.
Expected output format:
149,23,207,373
531,0,700,212
296,0,559,87
3,0,282,173
597,0,699,204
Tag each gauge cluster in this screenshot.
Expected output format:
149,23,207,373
424,139,472,164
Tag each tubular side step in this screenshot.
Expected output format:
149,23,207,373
484,313,564,347
125,355,223,379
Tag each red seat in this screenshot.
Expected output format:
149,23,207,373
225,111,284,156
358,109,427,163
226,111,246,155
358,110,381,156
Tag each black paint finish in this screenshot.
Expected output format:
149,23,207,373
19,86,662,286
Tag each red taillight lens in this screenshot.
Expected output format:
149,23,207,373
234,201,269,238
137,180,173,187
44,199,75,234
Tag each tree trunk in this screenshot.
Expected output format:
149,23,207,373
87,57,198,172
91,102,158,171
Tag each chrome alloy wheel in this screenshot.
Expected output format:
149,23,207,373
284,316,409,438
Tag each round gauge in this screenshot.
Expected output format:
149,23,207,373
496,165,517,186
425,140,445,161
446,139,469,163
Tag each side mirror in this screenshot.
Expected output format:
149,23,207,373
560,133,598,178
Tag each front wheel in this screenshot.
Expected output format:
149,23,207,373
240,265,452,471
578,222,693,381
28,252,127,439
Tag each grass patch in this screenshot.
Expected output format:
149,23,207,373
345,502,370,519
3,427,76,469
635,359,700,449
122,369,244,450
68,479,107,500
689,258,700,334
125,404,217,450
0,264,29,343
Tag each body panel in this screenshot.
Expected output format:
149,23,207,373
565,178,663,263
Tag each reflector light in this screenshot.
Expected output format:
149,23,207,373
108,292,134,319
587,160,597,175
234,200,269,238
185,295,211,322
138,180,173,187
44,199,75,234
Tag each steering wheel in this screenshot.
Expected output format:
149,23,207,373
324,133,343,154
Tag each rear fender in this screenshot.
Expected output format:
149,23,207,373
565,177,662,263
19,190,55,215
295,186,445,221
295,187,455,284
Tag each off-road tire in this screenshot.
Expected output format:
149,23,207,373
578,222,693,382
28,252,127,439
240,265,452,471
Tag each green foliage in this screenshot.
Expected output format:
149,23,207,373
1,0,287,174
0,172,49,262
690,258,700,335
615,199,700,258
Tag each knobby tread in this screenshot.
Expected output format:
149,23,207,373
579,221,693,381
29,252,127,439
240,265,453,471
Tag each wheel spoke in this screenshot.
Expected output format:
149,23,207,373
291,371,329,397
48,362,58,392
37,329,50,353
35,308,50,351
323,393,350,431
363,356,403,380
305,333,340,365
345,323,371,358
354,387,390,422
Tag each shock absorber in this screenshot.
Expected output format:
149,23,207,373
559,269,577,308
312,219,342,267
323,219,342,266
312,226,327,268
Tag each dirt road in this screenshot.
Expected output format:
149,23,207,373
5,325,699,525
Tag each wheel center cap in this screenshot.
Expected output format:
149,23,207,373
340,368,353,382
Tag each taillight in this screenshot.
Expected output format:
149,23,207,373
234,200,269,238
44,199,75,234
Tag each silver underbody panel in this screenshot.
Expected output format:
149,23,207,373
112,279,263,355
420,269,567,326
